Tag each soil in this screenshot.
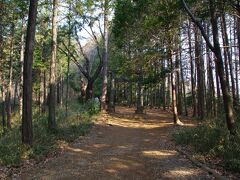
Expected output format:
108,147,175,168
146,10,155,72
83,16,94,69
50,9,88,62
17,107,215,179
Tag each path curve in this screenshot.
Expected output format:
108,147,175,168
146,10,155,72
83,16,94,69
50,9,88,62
20,107,213,180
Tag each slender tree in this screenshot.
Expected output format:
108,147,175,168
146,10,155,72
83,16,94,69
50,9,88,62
48,0,58,131
65,2,72,116
6,23,15,129
19,19,25,120
101,0,110,112
170,48,182,125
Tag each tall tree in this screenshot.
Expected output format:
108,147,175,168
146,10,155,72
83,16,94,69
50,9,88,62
194,25,205,120
22,0,38,145
19,18,26,121
6,23,15,129
65,1,72,116
221,15,237,106
48,0,58,131
169,47,183,125
187,21,197,117
101,0,110,112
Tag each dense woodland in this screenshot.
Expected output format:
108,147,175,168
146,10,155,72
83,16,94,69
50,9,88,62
1,0,240,174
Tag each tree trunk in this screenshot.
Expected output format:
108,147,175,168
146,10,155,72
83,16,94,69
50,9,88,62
128,82,133,107
1,86,6,130
60,75,63,106
221,27,230,93
162,78,166,110
167,60,171,110
13,80,18,109
146,86,149,106
57,80,61,104
0,13,5,131
215,61,221,113
234,17,239,102
209,0,235,134
236,14,240,102
176,49,182,115
187,21,197,117
66,5,71,115
80,76,87,102
221,15,235,103
108,72,115,112
180,47,188,116
6,23,15,129
100,0,109,112
206,24,216,117
135,73,144,114
161,59,166,110
19,21,25,118
194,25,205,120
170,50,182,124
48,0,58,131
86,79,94,100
22,0,38,145
42,70,47,112
150,84,153,108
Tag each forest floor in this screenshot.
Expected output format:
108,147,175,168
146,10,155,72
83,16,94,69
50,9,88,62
16,106,216,179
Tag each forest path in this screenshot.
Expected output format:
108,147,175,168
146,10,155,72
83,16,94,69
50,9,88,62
20,107,213,180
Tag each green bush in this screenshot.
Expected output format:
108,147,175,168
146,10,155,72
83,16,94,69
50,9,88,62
0,132,22,166
0,101,93,166
172,122,240,172
173,125,225,153
84,98,100,115
223,134,240,171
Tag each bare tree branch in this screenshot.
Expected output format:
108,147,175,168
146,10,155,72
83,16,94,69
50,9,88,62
75,19,95,40
89,24,103,63
229,0,240,11
98,19,104,39
60,42,90,79
181,0,215,52
74,27,90,74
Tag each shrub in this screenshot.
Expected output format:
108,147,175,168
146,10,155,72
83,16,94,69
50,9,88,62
85,98,100,115
223,134,240,171
172,122,240,172
0,101,93,166
173,125,225,153
0,131,22,166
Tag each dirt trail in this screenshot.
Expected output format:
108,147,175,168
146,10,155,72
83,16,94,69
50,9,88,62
19,107,213,180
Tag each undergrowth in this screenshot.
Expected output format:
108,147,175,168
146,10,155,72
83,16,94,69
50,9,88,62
172,114,240,172
0,100,100,167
